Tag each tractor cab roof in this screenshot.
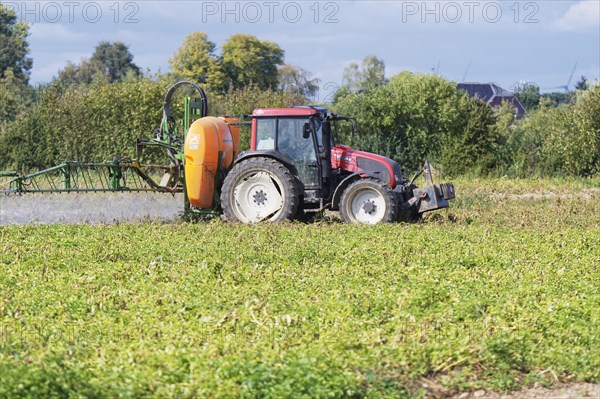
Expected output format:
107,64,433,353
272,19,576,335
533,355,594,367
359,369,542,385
252,106,334,119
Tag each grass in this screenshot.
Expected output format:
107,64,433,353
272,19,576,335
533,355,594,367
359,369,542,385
0,177,599,398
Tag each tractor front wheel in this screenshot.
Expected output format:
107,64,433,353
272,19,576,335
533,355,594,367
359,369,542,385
221,157,300,223
339,178,397,224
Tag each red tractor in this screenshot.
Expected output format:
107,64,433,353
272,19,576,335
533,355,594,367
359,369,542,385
183,100,455,224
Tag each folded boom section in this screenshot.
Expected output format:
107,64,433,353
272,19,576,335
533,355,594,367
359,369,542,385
0,161,183,194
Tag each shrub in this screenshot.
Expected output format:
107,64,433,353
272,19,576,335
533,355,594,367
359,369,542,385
333,72,500,175
505,85,600,177
0,78,168,170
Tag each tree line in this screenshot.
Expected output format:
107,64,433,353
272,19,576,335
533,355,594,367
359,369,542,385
333,73,599,177
1,4,598,177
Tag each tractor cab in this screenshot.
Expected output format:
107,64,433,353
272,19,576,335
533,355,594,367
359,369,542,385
248,106,336,210
246,106,408,212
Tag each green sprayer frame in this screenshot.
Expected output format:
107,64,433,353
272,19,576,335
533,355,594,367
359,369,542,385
0,161,182,194
0,82,209,210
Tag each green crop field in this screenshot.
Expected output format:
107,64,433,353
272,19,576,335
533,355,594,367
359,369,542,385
1,178,599,398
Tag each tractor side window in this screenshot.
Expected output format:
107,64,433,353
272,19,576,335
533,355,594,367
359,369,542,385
256,118,276,150
277,118,320,188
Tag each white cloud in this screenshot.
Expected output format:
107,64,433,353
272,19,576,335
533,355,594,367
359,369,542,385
557,1,600,31
29,53,88,84
30,23,89,42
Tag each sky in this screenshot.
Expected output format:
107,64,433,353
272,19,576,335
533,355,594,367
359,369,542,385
4,0,600,100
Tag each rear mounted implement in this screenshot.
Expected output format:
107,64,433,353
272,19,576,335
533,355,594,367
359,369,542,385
402,161,455,215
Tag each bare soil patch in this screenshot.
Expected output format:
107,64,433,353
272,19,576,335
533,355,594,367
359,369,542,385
448,383,599,399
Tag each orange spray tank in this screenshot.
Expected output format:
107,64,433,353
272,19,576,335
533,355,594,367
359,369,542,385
183,116,240,209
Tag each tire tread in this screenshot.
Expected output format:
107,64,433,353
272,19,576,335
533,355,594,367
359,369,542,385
221,157,300,223
339,178,398,224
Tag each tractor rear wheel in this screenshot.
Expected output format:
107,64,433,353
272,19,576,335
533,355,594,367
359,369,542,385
339,178,397,224
221,157,300,223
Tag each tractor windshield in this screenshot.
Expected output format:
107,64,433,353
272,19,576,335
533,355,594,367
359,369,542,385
313,118,323,150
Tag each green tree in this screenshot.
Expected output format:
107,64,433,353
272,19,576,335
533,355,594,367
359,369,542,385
169,32,225,91
514,82,540,111
567,84,599,174
342,62,360,92
90,41,140,82
332,85,353,104
342,55,386,92
540,91,575,107
277,64,319,98
575,75,589,91
0,3,32,83
56,58,107,86
0,68,28,123
361,56,386,90
503,84,600,177
221,34,284,90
